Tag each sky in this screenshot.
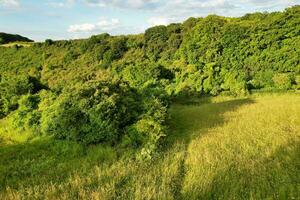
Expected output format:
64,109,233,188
0,0,299,41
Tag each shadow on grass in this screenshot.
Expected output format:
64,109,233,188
183,139,300,200
162,97,255,199
171,95,214,106
0,137,116,191
165,98,255,148
0,97,256,197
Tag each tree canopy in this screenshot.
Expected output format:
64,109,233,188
0,5,299,158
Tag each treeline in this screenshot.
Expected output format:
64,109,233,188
0,32,33,44
0,6,299,158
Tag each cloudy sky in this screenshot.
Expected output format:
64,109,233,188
0,0,299,41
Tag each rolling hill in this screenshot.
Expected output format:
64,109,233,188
0,32,33,44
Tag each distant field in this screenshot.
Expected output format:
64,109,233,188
0,42,33,47
0,93,299,199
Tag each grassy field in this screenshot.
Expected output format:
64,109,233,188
0,93,299,199
0,42,33,47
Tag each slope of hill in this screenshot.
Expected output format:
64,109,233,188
0,5,299,158
0,32,33,44
0,93,299,199
0,4,300,199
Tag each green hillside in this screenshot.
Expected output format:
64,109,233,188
0,33,33,45
0,93,299,199
0,5,300,199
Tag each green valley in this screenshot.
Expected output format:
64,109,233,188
0,5,300,200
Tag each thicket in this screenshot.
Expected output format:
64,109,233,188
0,6,299,158
0,32,33,44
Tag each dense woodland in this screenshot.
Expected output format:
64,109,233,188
0,6,299,159
0,33,33,44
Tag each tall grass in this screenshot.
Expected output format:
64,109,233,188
0,93,299,199
0,42,33,47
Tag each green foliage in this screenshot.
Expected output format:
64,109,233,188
11,94,41,131
272,73,293,89
120,61,173,90
134,117,166,160
0,32,33,44
249,70,274,89
0,75,35,115
44,39,54,46
295,75,300,89
221,70,248,95
121,95,167,160
1,94,299,199
102,37,127,68
145,25,169,61
0,6,300,198
40,80,140,144
0,6,299,154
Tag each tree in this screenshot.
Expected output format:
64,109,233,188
145,25,169,61
40,80,140,144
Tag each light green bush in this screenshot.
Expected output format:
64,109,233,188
272,73,292,90
40,80,140,144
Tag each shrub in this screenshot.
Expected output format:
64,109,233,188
221,71,248,96
145,25,169,61
0,75,34,115
272,73,292,90
0,98,5,118
250,70,275,89
11,94,41,132
122,97,168,160
102,37,127,68
294,75,300,89
134,117,166,161
45,39,54,46
40,80,140,144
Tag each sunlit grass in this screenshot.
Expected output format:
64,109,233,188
0,93,299,199
181,94,300,199
0,42,33,47
0,119,36,145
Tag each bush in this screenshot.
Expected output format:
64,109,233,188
0,75,35,115
45,39,54,46
40,80,140,144
294,75,300,89
102,37,127,68
0,98,5,118
272,73,292,90
11,94,41,131
250,70,275,89
122,97,168,160
221,71,248,96
145,25,169,61
134,117,166,161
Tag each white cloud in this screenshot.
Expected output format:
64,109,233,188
68,18,120,33
144,0,300,28
48,2,65,8
65,0,300,26
148,16,171,26
84,0,161,9
157,0,236,17
127,0,158,9
239,0,299,8
83,0,236,11
47,0,76,8
68,23,96,33
71,0,300,34
0,0,20,8
145,0,236,28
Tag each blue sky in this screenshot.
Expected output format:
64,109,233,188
0,0,299,41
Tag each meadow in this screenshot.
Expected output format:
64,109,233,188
1,92,299,200
0,42,33,48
